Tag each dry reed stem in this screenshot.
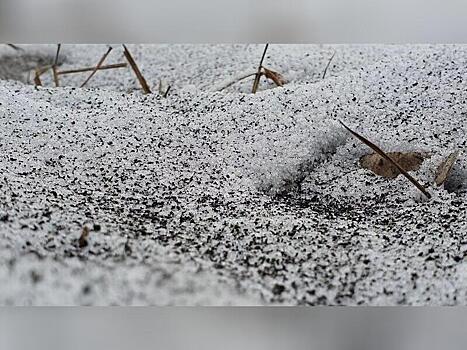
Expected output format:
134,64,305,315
322,51,336,79
52,66,60,87
339,120,431,199
122,44,151,94
80,46,113,88
58,63,127,75
252,44,269,94
52,44,61,87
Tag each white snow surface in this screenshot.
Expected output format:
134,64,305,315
0,44,466,305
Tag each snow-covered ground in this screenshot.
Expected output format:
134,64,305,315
0,44,466,305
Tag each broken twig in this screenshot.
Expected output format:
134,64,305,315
339,120,431,199
80,46,113,88
122,44,151,94
58,63,127,75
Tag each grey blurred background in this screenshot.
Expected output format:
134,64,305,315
0,0,466,42
2,308,467,350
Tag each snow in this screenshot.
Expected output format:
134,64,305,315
0,44,466,305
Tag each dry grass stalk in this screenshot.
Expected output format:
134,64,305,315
122,44,151,94
78,226,90,248
215,71,257,91
252,44,269,94
80,46,113,88
33,68,42,86
52,44,61,87
158,79,169,95
339,120,431,199
322,51,336,79
163,85,171,98
52,66,60,87
58,63,127,75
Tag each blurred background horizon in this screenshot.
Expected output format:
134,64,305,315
2,308,467,350
1,0,467,43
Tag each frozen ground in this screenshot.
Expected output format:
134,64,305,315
0,44,466,305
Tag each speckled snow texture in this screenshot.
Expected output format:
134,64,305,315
1,44,467,305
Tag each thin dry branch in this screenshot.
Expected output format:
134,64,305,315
252,43,269,94
58,63,127,75
52,43,61,87
54,44,61,65
6,44,23,51
322,51,336,79
122,44,151,94
80,46,113,88
339,120,431,199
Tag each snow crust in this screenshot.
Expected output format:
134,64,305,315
0,44,466,305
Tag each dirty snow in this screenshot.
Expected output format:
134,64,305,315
0,44,466,305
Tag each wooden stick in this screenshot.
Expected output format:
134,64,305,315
252,43,269,94
322,51,336,79
122,44,151,94
339,120,431,199
80,46,113,88
52,43,61,87
58,63,127,75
